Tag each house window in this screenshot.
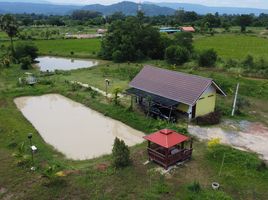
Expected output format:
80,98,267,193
208,95,214,98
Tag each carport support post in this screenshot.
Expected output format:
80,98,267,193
168,107,172,122
130,95,134,111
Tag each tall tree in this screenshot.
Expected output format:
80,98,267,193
237,14,253,32
173,32,193,52
100,16,164,62
0,14,19,55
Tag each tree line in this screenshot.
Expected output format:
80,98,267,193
1,10,268,32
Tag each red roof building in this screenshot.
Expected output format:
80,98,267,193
143,129,193,169
181,26,195,32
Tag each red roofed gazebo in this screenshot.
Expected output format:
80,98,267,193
144,129,193,169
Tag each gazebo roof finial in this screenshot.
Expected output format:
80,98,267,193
160,129,173,135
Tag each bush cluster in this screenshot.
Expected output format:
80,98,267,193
194,111,222,125
15,41,38,62
198,49,218,67
224,55,268,78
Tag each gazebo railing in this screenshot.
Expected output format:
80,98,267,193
147,148,167,166
147,147,193,169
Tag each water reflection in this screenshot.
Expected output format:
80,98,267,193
36,56,98,72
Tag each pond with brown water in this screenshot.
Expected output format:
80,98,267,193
14,94,144,160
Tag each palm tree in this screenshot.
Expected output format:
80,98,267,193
0,14,19,56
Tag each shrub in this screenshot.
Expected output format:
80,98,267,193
0,56,10,67
112,137,130,168
90,90,98,99
208,138,221,149
256,161,267,171
12,142,31,168
224,59,240,69
42,164,66,187
165,45,190,65
198,49,217,67
20,56,32,70
112,87,123,105
187,181,201,193
195,111,221,125
112,50,124,63
15,41,38,62
236,96,250,114
242,55,254,69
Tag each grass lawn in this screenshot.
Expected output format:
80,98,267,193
194,34,268,60
0,64,268,199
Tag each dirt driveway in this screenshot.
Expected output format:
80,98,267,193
189,120,268,161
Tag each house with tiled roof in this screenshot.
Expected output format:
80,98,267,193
180,26,195,32
127,65,226,119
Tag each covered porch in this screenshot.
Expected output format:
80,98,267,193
126,88,179,122
144,129,193,169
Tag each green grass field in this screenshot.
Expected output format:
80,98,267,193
1,38,101,58
194,34,268,60
34,38,101,58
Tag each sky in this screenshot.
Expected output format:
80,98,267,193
2,0,268,9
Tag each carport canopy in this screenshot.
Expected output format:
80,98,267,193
126,88,179,108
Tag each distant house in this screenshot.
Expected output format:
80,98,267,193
65,33,102,39
180,26,195,32
159,27,181,34
127,65,226,119
97,29,107,34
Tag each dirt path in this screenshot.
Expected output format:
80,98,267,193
71,81,124,98
189,120,268,161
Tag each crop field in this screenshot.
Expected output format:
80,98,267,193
1,38,101,58
33,39,101,58
194,34,268,60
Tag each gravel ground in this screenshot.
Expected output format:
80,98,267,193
189,120,268,161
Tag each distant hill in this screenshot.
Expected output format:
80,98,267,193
82,1,175,16
0,2,81,15
145,2,268,15
0,1,174,16
0,0,49,3
0,1,267,16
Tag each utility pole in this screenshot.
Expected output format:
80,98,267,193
231,83,240,116
138,0,142,12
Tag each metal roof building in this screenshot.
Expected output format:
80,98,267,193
127,65,226,119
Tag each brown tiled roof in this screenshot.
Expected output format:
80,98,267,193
129,65,225,106
181,26,195,32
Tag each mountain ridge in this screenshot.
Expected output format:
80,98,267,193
145,2,268,15
82,1,175,16
0,1,267,15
